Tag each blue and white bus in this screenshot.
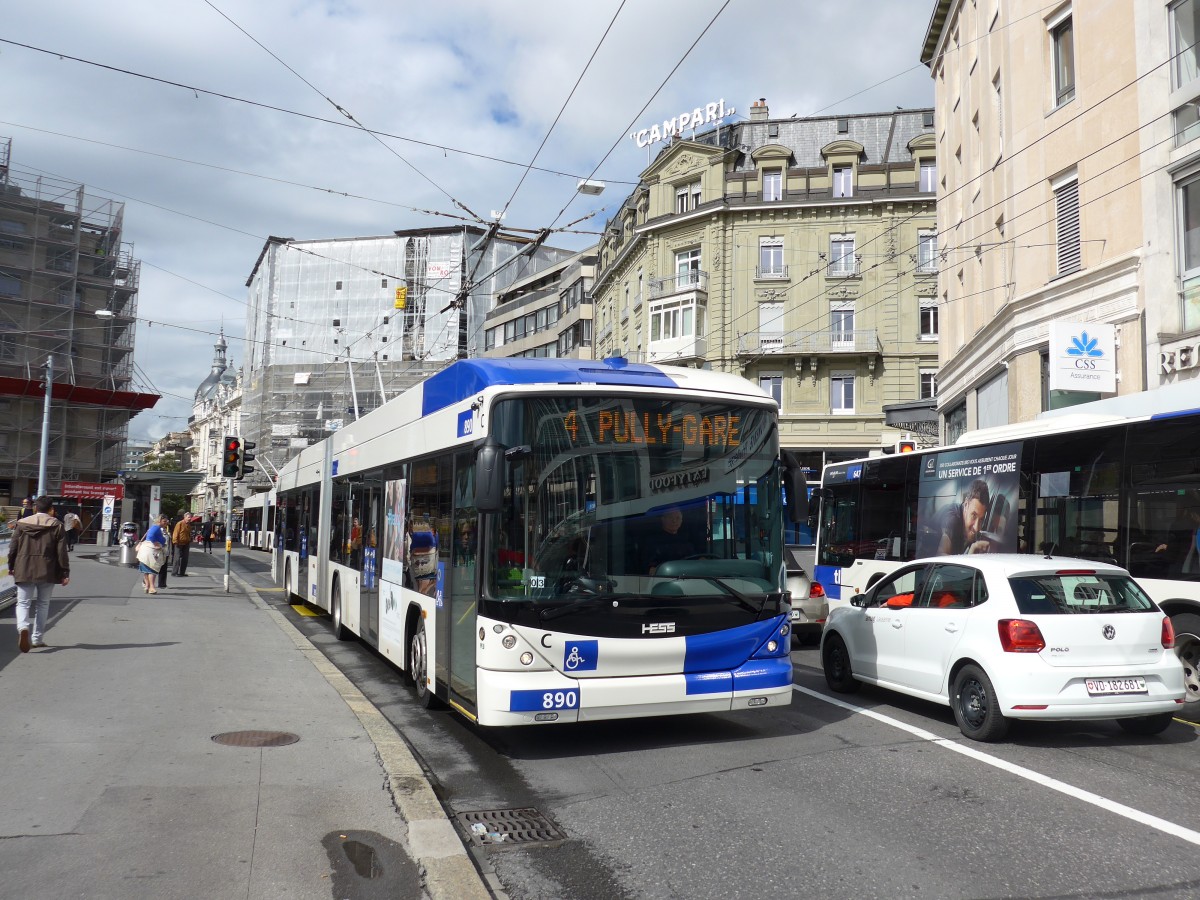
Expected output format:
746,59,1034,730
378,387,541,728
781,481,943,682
240,489,276,552
275,357,806,725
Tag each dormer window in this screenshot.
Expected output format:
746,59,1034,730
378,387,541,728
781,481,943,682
763,170,783,202
833,166,854,199
675,180,702,214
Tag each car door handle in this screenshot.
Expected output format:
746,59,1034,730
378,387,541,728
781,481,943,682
944,623,959,633
892,620,903,629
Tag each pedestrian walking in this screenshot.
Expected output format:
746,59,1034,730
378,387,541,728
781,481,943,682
62,510,82,552
155,515,172,590
17,497,33,519
202,519,214,554
10,495,70,652
171,513,193,576
137,517,168,594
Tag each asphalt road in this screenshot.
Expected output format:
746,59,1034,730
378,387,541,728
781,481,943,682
233,552,1200,900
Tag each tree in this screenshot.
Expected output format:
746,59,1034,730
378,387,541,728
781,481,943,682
160,493,188,518
142,452,182,472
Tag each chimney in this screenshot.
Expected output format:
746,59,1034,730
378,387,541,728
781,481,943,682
749,97,769,122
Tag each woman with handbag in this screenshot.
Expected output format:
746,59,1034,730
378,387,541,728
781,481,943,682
137,515,169,594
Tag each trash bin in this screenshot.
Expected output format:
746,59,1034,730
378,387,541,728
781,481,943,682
119,522,140,567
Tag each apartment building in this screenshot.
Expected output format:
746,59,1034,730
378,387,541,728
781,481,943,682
591,101,939,474
481,249,597,360
921,1,1200,439
0,138,156,503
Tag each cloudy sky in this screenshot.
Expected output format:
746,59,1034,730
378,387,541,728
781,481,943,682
3,0,936,441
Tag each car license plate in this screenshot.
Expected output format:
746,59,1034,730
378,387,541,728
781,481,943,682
1085,676,1147,696
789,609,805,623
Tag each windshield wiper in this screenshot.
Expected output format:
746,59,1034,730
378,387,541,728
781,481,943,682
662,575,764,615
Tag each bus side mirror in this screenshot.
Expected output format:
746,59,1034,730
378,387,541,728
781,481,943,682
782,453,807,524
475,443,504,513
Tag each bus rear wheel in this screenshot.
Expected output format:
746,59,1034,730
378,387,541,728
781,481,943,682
331,580,351,641
409,618,443,709
1171,613,1200,704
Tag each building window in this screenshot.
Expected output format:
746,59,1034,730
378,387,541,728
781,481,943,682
829,235,856,276
919,161,937,193
945,401,967,444
484,327,497,351
763,170,783,202
920,369,938,400
830,302,854,346
649,298,699,342
335,280,343,290
759,374,783,405
919,300,940,340
831,372,855,414
1054,175,1081,276
1173,0,1200,89
675,180,701,213
1050,10,1075,107
833,166,853,199
758,236,785,277
1176,103,1200,147
917,230,938,272
1179,173,1200,331
675,247,701,286
992,72,1004,157
922,110,934,128
837,117,849,134
759,302,785,344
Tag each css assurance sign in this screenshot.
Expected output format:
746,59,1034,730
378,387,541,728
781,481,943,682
1048,321,1116,393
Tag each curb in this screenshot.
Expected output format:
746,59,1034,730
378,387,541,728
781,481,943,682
227,569,493,900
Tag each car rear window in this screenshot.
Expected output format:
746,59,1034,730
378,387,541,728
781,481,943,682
1007,573,1156,615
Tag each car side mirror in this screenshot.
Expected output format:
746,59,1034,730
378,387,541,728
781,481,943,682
849,593,868,607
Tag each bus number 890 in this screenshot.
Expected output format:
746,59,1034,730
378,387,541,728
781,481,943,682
543,690,579,709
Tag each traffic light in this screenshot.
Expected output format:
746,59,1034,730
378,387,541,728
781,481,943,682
237,440,257,481
221,436,240,478
895,437,917,453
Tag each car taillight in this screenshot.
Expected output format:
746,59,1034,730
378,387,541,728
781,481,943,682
809,582,826,599
998,619,1045,653
1162,617,1175,650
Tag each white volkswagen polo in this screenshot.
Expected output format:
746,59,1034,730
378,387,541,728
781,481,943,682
820,555,1186,741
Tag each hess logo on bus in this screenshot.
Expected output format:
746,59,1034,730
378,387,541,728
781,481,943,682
642,622,676,634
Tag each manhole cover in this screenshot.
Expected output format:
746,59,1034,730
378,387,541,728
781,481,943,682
211,730,299,748
456,808,567,848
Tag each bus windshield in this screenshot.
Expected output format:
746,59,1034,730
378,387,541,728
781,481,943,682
485,395,783,608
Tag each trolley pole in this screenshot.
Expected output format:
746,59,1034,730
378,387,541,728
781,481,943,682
224,477,233,592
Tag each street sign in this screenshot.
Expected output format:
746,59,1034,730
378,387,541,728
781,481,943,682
62,481,125,499
394,286,407,309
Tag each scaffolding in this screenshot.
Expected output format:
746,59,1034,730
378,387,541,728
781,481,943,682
0,138,154,502
241,227,574,476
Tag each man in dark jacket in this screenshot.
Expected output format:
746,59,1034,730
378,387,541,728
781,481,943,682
171,513,193,576
10,495,70,652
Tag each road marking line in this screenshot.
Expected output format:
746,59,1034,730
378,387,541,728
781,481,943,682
793,684,1200,848
291,604,320,617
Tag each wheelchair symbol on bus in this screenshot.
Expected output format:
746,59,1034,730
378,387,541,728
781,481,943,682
563,640,598,671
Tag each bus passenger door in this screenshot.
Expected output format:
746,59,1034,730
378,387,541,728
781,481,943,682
449,451,478,708
358,477,382,645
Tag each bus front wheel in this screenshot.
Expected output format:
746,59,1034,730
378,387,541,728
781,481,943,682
409,618,443,710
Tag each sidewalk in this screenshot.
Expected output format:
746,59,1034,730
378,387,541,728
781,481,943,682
0,552,490,899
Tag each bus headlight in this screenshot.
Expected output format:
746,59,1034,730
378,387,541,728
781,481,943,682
766,640,778,653
478,627,486,641
519,652,534,666
502,635,517,650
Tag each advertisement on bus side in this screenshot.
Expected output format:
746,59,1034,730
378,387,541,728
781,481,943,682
915,442,1022,557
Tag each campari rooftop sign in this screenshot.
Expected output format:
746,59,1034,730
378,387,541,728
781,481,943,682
628,99,735,149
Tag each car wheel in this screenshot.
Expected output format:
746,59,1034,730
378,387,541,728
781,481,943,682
952,664,1009,742
283,561,293,600
1116,712,1174,736
409,617,443,709
1171,613,1200,705
822,633,861,693
331,581,351,641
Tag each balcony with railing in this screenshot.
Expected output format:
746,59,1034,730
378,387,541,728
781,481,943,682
755,264,789,280
737,328,882,356
649,269,708,300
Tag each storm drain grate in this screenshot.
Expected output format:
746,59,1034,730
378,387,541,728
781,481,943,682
211,730,300,748
455,808,567,848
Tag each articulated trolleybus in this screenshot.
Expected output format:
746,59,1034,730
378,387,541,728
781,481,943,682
241,489,276,552
275,358,806,726
812,406,1200,703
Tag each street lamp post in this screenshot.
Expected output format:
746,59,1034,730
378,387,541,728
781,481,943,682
37,355,53,498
